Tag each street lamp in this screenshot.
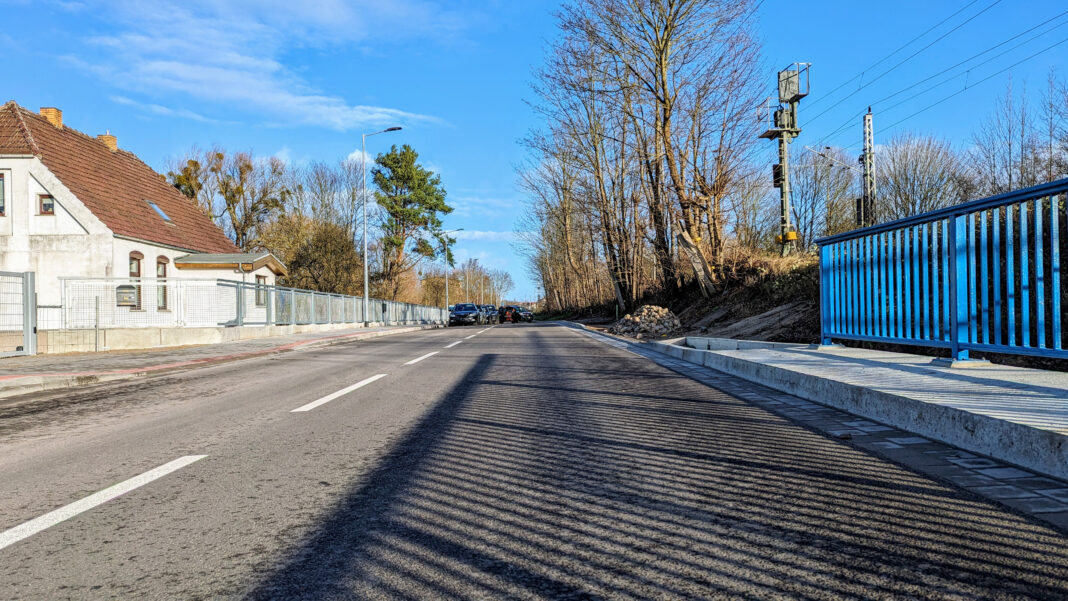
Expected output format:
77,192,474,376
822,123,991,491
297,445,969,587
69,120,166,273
441,228,463,313
362,126,402,326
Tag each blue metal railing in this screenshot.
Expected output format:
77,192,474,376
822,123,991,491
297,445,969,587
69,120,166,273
815,178,1068,361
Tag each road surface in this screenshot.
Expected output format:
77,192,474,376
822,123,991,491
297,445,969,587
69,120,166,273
1,323,1066,599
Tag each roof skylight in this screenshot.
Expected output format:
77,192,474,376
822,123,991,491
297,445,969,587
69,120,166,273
147,201,172,222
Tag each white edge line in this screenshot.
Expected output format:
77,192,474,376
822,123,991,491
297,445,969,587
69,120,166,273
444,340,462,348
0,455,207,552
292,373,389,412
465,334,477,339
404,351,439,365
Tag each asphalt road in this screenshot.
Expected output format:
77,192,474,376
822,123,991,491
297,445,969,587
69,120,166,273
1,323,1067,600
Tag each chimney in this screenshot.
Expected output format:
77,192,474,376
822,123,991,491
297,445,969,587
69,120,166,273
97,131,117,152
39,107,62,128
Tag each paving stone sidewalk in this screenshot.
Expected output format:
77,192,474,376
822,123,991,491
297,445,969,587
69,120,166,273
568,324,1068,533
0,325,437,400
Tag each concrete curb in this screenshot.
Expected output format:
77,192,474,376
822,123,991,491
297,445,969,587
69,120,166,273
0,325,440,402
645,339,1068,481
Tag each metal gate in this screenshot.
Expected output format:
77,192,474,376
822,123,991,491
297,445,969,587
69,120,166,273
0,271,36,357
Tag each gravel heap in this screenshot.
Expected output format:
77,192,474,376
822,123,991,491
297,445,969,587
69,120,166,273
608,305,682,339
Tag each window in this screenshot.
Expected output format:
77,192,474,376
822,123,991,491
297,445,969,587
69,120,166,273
156,258,168,310
0,173,5,216
39,194,54,216
255,275,268,307
148,201,172,222
129,252,142,310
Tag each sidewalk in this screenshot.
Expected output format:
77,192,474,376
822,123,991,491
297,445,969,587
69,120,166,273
649,336,1068,481
0,325,439,401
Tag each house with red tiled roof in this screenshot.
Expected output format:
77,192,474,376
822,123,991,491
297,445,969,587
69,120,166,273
0,102,285,318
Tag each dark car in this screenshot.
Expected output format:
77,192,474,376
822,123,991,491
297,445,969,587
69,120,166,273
481,305,499,324
499,305,521,323
519,308,534,322
449,303,482,326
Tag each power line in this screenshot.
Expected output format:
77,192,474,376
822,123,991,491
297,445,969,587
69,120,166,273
805,0,984,110
812,11,1068,149
836,35,1068,152
806,0,1004,126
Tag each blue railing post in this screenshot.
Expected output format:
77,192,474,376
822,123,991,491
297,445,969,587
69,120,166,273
949,215,970,361
820,244,832,345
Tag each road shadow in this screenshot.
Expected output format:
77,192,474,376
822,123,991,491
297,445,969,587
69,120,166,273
246,326,1068,600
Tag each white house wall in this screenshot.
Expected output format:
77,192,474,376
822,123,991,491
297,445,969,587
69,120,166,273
0,157,113,308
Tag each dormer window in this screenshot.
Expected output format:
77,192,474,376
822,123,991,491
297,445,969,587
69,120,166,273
147,201,172,222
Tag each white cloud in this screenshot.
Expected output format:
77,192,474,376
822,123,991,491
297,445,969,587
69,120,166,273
450,195,518,219
110,95,218,123
74,0,466,131
453,230,517,243
346,149,373,164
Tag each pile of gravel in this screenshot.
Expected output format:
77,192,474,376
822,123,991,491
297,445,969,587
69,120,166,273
608,305,682,339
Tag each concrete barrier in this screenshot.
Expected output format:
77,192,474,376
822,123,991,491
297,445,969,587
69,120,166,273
36,321,438,354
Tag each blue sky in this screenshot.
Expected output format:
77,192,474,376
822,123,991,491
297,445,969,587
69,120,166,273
6,1,1068,301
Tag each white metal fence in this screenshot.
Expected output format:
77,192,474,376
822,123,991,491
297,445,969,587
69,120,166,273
56,278,447,330
0,271,35,356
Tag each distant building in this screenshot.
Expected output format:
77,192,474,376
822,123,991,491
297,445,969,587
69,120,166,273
0,102,286,313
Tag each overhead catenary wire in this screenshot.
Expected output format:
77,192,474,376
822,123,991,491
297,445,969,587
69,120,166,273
832,34,1068,153
805,0,985,110
811,10,1068,149
805,0,1005,126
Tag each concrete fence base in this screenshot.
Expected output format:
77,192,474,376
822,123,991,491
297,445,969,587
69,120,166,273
37,321,439,354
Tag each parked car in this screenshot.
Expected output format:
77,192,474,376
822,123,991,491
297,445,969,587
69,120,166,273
449,303,482,326
519,307,534,322
481,305,499,324
499,305,521,323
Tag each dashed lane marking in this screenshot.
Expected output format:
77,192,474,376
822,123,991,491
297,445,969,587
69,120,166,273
404,352,439,366
0,455,208,552
444,341,462,349
291,374,388,412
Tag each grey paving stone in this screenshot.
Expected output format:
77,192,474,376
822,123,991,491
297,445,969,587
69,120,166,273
1003,477,1067,490
827,429,867,437
887,436,931,445
947,458,1002,469
1037,488,1068,503
858,425,896,433
1000,496,1068,514
865,441,903,450
944,473,996,487
968,485,1040,500
976,467,1036,480
842,420,878,428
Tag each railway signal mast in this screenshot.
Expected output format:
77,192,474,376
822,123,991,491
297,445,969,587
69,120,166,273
760,63,810,256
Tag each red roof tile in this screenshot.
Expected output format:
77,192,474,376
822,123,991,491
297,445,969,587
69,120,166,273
0,101,238,254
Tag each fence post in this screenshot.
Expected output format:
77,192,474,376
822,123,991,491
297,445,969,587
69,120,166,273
235,282,245,327
311,292,317,324
290,289,296,326
819,244,832,345
949,215,970,361
267,284,274,326
23,272,37,355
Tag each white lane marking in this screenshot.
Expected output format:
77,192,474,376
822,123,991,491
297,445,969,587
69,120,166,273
478,328,490,333
444,341,462,348
465,334,477,339
291,374,388,412
0,455,207,552
404,351,439,365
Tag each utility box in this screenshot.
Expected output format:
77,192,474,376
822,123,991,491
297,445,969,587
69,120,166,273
777,63,810,104
116,285,137,307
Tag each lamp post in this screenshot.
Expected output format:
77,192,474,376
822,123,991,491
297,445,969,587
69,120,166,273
362,126,402,326
441,228,463,313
